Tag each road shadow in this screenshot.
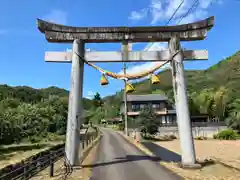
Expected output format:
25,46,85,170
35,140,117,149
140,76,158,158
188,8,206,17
141,142,216,168
82,155,161,168
141,141,181,162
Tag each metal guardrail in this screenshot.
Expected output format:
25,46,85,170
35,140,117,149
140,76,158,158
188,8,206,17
0,130,99,180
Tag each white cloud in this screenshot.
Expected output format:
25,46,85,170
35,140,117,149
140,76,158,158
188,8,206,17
124,0,222,81
150,0,220,25
129,8,148,20
129,0,222,25
118,42,169,79
128,0,222,58
42,9,67,24
86,91,95,99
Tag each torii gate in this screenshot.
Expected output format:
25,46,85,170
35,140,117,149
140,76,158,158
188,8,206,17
37,16,214,168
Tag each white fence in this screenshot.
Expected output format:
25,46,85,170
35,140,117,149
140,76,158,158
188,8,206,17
157,126,227,138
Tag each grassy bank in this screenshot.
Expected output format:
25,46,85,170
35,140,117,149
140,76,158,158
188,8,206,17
0,138,65,169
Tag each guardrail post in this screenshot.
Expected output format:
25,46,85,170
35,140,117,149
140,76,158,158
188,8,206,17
82,140,85,149
23,161,28,180
86,135,89,146
49,151,54,177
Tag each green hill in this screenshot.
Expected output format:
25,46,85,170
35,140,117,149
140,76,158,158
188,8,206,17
134,51,240,97
0,85,94,110
103,50,240,107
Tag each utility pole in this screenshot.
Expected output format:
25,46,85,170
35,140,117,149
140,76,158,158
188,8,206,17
123,60,128,136
122,41,131,136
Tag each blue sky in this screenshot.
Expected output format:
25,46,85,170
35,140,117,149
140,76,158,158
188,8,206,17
0,0,239,98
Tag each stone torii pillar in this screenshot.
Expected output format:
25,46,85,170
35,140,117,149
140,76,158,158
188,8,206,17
169,35,198,167
65,39,85,165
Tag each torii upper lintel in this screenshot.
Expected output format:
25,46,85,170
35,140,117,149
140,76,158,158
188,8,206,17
37,16,214,43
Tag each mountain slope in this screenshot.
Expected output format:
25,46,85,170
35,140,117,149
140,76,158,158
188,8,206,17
0,85,94,110
104,50,240,104
133,50,240,97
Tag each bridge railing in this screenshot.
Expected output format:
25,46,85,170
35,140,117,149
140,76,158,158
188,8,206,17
0,128,99,180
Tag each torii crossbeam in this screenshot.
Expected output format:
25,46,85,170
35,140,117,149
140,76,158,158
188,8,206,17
37,16,214,168
45,49,208,63
37,16,214,43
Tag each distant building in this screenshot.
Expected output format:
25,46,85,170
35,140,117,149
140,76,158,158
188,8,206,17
120,94,227,137
101,117,123,124
120,94,176,125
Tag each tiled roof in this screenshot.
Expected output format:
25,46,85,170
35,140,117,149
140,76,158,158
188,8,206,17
123,94,168,102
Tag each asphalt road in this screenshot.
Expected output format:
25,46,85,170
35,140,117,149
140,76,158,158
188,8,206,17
89,128,182,180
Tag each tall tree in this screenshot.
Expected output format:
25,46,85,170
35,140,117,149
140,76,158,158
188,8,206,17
136,105,159,136
226,99,240,132
93,92,103,108
192,89,214,120
212,86,229,121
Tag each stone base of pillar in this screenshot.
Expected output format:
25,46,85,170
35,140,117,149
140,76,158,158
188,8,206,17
135,131,141,142
178,162,202,169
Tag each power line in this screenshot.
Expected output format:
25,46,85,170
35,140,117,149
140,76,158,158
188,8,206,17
145,0,201,51
177,0,199,24
144,0,185,52
165,0,185,25
131,0,201,67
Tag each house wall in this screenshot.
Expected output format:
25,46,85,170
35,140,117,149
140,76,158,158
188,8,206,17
157,126,228,138
127,100,168,112
157,115,176,124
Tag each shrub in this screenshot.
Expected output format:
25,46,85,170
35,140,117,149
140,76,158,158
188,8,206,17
117,123,125,131
142,134,160,141
137,107,159,136
169,134,177,139
213,129,237,140
142,134,174,141
195,136,207,140
46,133,65,141
29,136,41,143
163,135,173,141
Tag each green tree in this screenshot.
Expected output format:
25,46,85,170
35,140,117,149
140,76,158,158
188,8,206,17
212,87,229,121
188,93,200,116
93,92,103,108
194,89,214,116
136,106,159,136
226,99,240,132
91,106,105,124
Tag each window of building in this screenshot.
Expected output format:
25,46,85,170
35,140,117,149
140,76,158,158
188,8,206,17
152,103,160,109
140,104,145,109
131,104,139,111
159,102,166,109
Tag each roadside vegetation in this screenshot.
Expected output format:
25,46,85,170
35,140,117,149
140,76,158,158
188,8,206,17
0,50,240,171
0,86,93,168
